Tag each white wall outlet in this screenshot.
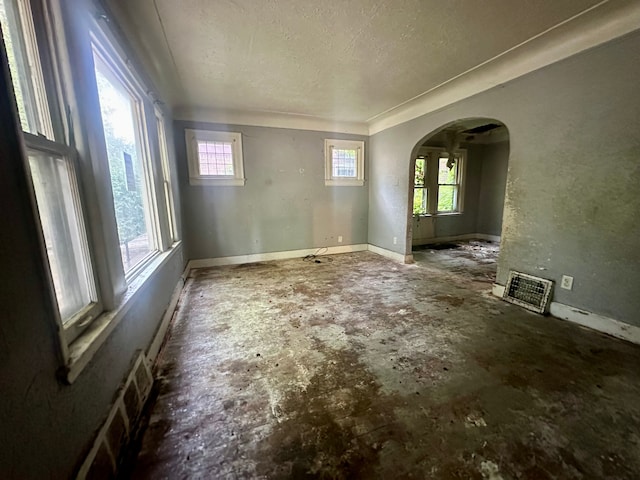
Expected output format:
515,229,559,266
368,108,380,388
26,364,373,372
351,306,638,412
561,275,574,290
337,235,343,243
393,236,397,245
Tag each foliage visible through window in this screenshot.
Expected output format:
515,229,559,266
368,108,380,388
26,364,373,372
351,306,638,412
94,58,154,273
437,155,459,212
413,150,464,215
413,157,427,215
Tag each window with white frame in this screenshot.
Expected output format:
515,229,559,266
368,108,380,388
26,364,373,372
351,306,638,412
324,139,364,186
93,46,158,275
412,148,465,215
185,129,245,186
1,0,181,379
0,0,102,344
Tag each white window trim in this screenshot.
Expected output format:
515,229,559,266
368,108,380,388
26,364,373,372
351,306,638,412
324,138,365,186
185,129,245,186
413,146,466,216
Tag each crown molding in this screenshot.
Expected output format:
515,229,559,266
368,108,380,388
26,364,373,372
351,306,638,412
368,0,640,135
173,106,369,136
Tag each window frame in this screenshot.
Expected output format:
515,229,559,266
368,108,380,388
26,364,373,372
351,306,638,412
324,138,365,186
412,147,466,216
185,128,245,186
1,0,183,382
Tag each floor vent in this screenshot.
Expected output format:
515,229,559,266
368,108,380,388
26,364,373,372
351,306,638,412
503,271,553,314
76,351,153,479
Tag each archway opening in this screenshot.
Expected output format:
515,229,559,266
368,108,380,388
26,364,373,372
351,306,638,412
407,118,510,282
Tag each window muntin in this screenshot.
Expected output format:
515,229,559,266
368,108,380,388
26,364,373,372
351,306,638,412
93,52,157,274
185,129,244,186
0,0,53,138
324,139,364,186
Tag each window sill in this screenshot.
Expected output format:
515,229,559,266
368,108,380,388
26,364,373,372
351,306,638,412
415,212,463,218
325,179,365,187
189,177,245,186
62,241,183,384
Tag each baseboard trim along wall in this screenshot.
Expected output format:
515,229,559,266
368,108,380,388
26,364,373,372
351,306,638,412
492,283,640,346
188,244,370,269
367,244,413,264
413,233,501,246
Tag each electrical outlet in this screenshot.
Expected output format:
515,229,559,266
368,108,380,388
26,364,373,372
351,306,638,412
561,275,574,290
393,236,397,245
338,235,343,243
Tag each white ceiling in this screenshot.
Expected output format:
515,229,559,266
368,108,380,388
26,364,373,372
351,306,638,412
107,0,639,130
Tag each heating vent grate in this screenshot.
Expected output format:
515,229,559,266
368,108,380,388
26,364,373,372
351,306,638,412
503,271,553,314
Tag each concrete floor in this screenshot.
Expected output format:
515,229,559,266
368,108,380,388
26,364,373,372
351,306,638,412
131,242,640,479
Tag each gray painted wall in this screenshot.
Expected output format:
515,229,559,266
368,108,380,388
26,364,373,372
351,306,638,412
175,121,369,260
369,31,640,326
477,142,509,236
0,46,185,480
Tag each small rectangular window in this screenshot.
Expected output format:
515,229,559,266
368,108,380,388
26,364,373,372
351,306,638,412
324,139,364,186
185,129,245,186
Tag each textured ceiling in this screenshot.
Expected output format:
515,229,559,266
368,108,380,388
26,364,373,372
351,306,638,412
110,0,605,123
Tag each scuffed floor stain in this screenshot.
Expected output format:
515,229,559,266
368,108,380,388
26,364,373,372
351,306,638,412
130,242,640,479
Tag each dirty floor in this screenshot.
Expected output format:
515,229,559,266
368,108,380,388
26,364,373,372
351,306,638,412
131,242,640,479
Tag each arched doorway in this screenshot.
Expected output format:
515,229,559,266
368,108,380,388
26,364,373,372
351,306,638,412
407,118,510,281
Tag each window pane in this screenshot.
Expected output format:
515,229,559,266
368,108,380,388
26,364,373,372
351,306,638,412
197,140,234,176
94,61,154,273
28,151,94,321
156,114,176,242
413,187,427,215
414,158,425,186
0,0,53,137
437,185,457,212
332,148,357,178
438,156,457,185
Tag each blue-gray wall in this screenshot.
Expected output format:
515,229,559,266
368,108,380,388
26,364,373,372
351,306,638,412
175,121,369,260
369,31,640,326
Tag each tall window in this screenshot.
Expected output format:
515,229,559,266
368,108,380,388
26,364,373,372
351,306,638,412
413,156,427,215
1,0,100,342
156,111,177,243
412,149,465,215
437,154,460,212
93,49,157,274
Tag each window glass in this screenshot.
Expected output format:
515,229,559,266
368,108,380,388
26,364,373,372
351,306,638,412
0,0,53,137
156,113,176,242
413,157,427,215
94,57,154,273
197,140,234,176
28,150,95,321
332,148,357,178
437,155,458,212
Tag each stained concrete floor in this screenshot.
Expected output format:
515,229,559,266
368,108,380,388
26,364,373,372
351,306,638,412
131,242,640,479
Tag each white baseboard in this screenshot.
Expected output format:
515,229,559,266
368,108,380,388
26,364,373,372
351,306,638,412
367,244,413,264
146,265,190,364
413,233,500,246
188,244,369,269
549,302,640,346
492,283,506,297
491,283,640,346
